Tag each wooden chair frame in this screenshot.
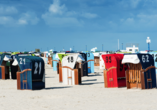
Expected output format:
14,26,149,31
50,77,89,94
104,67,117,88
140,66,157,89
0,64,10,80
0,66,5,79
17,69,31,90
126,64,157,89
62,66,81,85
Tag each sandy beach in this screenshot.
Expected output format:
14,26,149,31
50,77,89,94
0,66,157,110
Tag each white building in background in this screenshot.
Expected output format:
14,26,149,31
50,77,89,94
126,45,139,53
91,47,98,52
120,45,139,53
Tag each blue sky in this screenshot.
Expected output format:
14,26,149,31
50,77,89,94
0,0,157,52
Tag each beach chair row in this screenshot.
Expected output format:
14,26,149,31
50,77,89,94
51,53,157,90
0,52,156,91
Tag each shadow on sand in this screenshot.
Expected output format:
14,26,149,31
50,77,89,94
80,82,104,85
87,74,102,77
45,77,55,78
82,79,97,82
44,86,72,90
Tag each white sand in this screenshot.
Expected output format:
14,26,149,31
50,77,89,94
0,66,157,110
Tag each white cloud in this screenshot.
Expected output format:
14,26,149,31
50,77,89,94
137,14,157,27
0,11,39,26
137,14,157,20
92,0,105,5
114,13,157,32
49,0,67,15
42,16,82,27
0,16,15,25
119,18,134,26
120,19,124,22
18,12,39,25
42,0,82,27
119,0,141,8
42,12,82,27
66,11,77,17
42,0,97,27
130,0,141,8
0,5,39,26
126,18,134,23
18,19,27,25
81,13,98,19
0,6,18,14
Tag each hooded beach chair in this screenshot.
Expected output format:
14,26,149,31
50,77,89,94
83,52,94,73
12,56,45,90
122,53,156,89
102,54,128,88
0,53,12,79
61,54,85,85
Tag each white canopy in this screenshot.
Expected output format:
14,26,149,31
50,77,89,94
3,55,12,61
62,54,85,69
122,54,140,64
77,54,85,63
12,59,18,66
